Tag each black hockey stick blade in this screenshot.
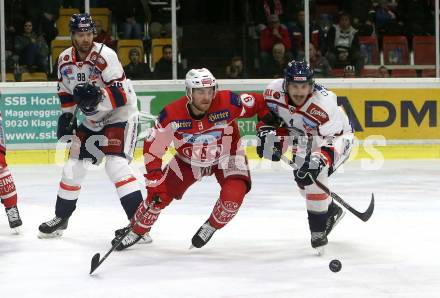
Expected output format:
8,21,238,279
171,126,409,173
90,253,101,274
315,178,375,222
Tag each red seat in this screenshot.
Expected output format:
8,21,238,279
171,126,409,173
359,36,379,65
331,68,344,77
383,36,409,65
413,36,435,65
391,69,417,78
361,69,380,77
421,69,436,77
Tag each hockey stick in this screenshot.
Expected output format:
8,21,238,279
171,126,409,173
89,196,160,275
278,153,374,222
67,43,105,130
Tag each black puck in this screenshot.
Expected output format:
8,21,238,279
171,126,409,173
329,259,342,272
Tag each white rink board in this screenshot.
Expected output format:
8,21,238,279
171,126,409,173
1,159,439,298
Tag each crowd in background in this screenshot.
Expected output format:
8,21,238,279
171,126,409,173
1,0,437,81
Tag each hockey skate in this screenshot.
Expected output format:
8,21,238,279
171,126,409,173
311,231,328,255
5,206,22,233
114,226,153,245
325,201,345,236
111,227,145,251
38,216,69,238
190,220,217,249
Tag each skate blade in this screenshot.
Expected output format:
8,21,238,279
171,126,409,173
138,235,153,245
37,230,64,239
314,246,325,256
11,226,21,234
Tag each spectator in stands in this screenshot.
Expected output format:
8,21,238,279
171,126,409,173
124,48,152,80
373,0,403,37
397,0,435,36
343,65,356,78
326,12,363,75
111,0,146,39
378,65,390,78
225,56,248,79
287,9,325,60
309,43,331,78
14,20,49,73
260,42,288,79
94,19,116,49
260,14,291,54
153,45,184,79
28,0,60,47
250,0,285,31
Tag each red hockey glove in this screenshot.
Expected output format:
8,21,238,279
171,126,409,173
144,169,170,205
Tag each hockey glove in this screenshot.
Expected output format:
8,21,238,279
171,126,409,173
57,112,77,139
145,169,170,207
257,125,282,161
73,83,102,114
294,153,327,186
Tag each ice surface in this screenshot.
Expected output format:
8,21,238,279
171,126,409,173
1,160,439,298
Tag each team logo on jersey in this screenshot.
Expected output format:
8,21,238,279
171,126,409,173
63,55,70,61
273,91,281,99
302,116,318,133
306,103,329,124
182,144,223,162
182,131,222,144
62,67,75,80
171,119,192,131
208,109,230,123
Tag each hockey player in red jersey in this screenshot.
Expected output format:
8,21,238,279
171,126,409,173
38,13,143,238
257,60,353,253
0,112,22,232
112,68,274,250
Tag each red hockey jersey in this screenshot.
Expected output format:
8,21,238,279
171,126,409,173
143,90,269,169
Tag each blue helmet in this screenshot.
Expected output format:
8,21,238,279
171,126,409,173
283,60,314,89
69,13,96,34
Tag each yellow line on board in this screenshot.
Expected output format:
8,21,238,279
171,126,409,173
4,145,440,165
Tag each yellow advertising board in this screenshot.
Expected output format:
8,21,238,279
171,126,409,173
333,88,440,140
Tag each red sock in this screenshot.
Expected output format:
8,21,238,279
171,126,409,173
0,168,18,208
208,179,247,229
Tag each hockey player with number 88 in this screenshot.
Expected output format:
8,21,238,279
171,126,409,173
38,13,144,238
257,60,354,253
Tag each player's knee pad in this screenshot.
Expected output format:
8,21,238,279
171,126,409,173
305,192,331,214
210,179,247,229
0,167,18,208
105,155,141,199
58,159,90,200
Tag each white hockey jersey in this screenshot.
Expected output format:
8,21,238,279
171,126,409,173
263,78,353,167
57,42,138,131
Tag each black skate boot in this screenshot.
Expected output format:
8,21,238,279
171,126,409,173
311,231,328,255
111,227,143,251
114,226,152,245
191,220,217,249
38,216,69,238
5,206,22,230
325,201,345,236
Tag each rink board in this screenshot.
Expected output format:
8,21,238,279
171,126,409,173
0,78,439,163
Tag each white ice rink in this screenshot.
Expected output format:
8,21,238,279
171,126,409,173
1,159,439,298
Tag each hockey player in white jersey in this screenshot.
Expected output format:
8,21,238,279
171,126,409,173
38,13,144,238
257,60,353,252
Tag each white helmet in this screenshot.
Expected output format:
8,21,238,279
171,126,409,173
185,68,217,103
